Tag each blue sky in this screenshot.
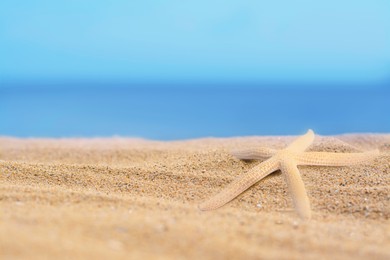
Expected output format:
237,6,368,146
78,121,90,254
1,1,390,84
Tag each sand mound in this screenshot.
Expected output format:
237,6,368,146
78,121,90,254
1,134,389,259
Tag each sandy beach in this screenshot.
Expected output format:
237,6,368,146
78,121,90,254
1,134,389,259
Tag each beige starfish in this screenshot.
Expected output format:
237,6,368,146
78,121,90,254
199,129,379,220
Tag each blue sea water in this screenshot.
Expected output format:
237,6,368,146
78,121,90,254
1,83,389,140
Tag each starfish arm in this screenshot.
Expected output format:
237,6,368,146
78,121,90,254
199,157,279,211
286,129,315,153
280,159,311,220
296,150,380,166
231,147,277,160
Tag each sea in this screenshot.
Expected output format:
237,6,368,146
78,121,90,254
1,82,389,140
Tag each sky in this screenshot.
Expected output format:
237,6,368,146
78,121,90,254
1,0,390,84
1,1,390,138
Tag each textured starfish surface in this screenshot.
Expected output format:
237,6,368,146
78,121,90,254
199,129,380,220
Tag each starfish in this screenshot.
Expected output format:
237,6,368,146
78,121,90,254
199,129,379,220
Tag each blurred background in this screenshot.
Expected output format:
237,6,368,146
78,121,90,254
1,1,389,139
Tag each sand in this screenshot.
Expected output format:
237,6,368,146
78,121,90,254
1,134,390,259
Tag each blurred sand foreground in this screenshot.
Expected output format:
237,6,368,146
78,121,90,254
1,134,389,259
